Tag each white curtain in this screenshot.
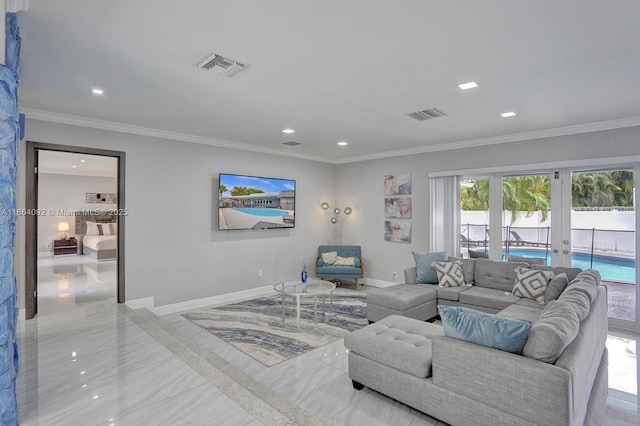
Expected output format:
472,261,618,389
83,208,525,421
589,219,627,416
430,175,460,257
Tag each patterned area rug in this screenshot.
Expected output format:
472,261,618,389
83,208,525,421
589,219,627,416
182,293,367,366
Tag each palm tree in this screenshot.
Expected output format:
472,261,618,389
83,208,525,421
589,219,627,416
219,183,228,206
461,176,551,225
572,171,634,208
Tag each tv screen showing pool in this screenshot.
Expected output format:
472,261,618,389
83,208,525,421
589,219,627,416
218,173,296,230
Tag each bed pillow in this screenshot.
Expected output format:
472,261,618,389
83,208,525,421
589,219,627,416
97,223,115,236
431,260,466,287
438,305,531,354
85,221,100,236
321,251,338,265
512,267,555,304
413,251,447,284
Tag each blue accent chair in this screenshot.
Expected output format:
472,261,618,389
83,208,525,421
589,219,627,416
315,245,363,290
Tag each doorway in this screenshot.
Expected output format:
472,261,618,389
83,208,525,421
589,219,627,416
25,142,126,320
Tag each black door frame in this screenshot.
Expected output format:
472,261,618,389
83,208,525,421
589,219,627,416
25,141,126,319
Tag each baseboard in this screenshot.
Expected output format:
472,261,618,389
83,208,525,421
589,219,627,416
363,278,398,288
151,285,275,316
125,296,155,310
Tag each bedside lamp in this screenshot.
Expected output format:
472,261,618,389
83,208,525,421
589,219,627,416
57,221,69,240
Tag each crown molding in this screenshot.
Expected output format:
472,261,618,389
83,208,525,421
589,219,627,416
20,108,335,164
22,108,640,166
6,0,29,13
335,116,640,164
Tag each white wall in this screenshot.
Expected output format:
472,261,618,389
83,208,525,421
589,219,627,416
336,126,640,282
17,119,336,308
37,173,117,252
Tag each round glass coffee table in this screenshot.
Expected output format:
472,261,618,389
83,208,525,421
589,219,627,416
273,279,336,327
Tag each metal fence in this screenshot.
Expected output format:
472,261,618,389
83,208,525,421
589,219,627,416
460,223,635,263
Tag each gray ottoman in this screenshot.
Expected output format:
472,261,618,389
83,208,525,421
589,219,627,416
366,284,437,322
345,315,444,388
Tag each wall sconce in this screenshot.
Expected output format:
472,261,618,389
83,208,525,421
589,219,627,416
57,221,69,239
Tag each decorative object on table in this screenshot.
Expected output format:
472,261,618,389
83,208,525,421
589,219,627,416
86,193,117,204
57,221,69,239
301,260,308,292
182,292,367,366
383,173,412,243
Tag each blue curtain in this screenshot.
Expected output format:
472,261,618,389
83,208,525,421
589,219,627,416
0,12,21,425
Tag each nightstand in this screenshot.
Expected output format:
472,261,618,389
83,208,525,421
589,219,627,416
53,239,78,256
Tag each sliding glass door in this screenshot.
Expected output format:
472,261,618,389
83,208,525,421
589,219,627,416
460,166,638,330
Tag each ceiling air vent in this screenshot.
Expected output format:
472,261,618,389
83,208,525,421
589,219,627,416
407,108,448,121
282,141,302,147
194,51,248,77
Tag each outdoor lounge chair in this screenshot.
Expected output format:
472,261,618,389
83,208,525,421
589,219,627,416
460,231,489,247
509,230,548,247
460,234,480,247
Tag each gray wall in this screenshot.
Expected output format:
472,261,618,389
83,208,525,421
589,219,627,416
17,119,336,308
335,126,640,282
15,119,640,310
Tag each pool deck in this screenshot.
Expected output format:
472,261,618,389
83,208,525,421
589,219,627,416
219,208,294,230
606,280,637,322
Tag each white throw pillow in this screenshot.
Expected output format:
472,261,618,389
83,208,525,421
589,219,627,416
321,251,338,265
512,267,555,304
431,260,466,287
334,256,356,266
98,223,112,235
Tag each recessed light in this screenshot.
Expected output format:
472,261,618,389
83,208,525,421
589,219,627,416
72,165,77,168
80,159,86,163
501,111,516,118
458,81,478,90
337,141,348,146
92,88,103,95
282,128,295,134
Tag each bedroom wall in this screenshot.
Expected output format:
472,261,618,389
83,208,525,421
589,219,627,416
37,173,117,253
335,125,640,282
16,119,336,309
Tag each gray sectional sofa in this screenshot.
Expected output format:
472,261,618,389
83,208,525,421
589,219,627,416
347,259,608,426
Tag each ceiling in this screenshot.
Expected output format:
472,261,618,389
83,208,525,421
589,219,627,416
17,1,640,164
38,151,117,178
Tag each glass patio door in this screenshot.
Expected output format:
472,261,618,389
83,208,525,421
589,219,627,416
499,173,553,264
564,168,638,328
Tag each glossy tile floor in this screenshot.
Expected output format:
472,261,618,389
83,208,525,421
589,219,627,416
17,255,640,425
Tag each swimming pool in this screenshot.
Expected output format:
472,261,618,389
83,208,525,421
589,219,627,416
233,208,289,217
504,249,636,283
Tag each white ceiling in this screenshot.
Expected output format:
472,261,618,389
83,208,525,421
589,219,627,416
17,1,640,164
38,151,117,178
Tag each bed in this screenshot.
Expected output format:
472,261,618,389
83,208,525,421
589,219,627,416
75,212,118,260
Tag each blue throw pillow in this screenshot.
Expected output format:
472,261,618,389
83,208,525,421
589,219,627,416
413,251,447,283
438,305,532,354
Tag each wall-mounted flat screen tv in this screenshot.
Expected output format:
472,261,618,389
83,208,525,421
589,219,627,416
218,173,296,230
